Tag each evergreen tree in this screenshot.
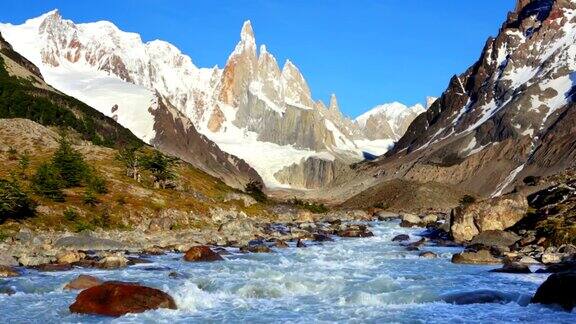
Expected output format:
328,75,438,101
245,179,267,203
0,179,35,222
32,163,64,201
52,137,88,188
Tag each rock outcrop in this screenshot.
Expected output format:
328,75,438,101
451,195,528,242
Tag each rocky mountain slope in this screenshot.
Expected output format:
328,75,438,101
335,0,576,206
0,15,261,190
0,11,424,189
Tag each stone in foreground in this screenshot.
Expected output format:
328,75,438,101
531,271,576,312
69,282,177,316
183,246,224,262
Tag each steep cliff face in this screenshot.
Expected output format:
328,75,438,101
356,0,576,198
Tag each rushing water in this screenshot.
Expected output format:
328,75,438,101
1,221,575,323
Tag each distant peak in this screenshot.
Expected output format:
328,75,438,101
329,94,339,111
259,44,267,54
240,20,254,41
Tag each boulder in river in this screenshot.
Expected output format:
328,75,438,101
392,234,410,242
452,250,502,264
442,289,524,305
56,251,85,264
0,265,19,277
374,211,400,221
69,282,177,316
274,240,289,248
240,244,272,253
183,246,224,262
469,230,520,248
33,263,73,272
400,213,422,227
490,262,531,274
97,255,129,269
531,271,576,311
64,275,103,290
419,251,438,259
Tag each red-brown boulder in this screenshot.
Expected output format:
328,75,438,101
69,282,177,316
183,246,223,262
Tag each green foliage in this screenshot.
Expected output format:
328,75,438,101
289,198,329,213
32,163,64,201
52,138,88,188
459,195,476,206
17,151,30,179
87,171,108,194
0,54,141,148
245,180,267,203
0,179,36,222
63,208,79,222
142,151,178,189
116,146,142,180
83,190,100,206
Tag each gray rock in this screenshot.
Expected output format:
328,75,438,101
490,262,531,273
391,234,410,242
375,211,400,221
0,252,18,267
452,250,501,264
442,289,526,305
541,253,563,264
469,230,520,248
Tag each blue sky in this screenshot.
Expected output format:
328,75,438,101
1,1,514,117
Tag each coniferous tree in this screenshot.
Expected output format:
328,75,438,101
52,137,88,188
32,163,64,201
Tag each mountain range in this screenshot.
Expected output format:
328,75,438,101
0,11,426,190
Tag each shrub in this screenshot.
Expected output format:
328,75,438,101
32,163,64,201
523,175,540,186
87,171,108,194
245,180,267,203
63,208,79,222
289,198,329,213
459,195,476,205
0,179,35,222
17,151,30,179
83,190,99,206
52,137,88,188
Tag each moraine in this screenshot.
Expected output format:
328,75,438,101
1,221,573,323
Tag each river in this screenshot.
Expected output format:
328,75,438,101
1,221,574,323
